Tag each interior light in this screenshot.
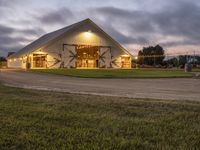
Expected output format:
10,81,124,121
35,51,44,54
121,54,130,57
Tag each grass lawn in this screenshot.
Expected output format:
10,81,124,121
0,84,200,149
31,69,193,78
193,68,200,72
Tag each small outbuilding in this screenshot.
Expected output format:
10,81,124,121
7,18,132,69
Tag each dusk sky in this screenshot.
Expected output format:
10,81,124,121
0,0,200,56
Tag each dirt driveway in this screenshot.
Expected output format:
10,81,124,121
0,69,200,101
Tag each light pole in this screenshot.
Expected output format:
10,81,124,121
135,56,138,69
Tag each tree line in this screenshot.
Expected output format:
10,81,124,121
137,45,165,66
135,45,200,67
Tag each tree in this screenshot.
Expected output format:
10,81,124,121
138,45,165,66
178,55,188,66
0,57,6,62
0,57,7,68
164,57,179,67
163,55,200,68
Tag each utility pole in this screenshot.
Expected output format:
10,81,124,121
142,56,144,66
178,55,180,68
194,51,196,66
186,52,189,63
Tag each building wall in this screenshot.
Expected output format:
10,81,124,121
7,59,22,69
43,23,131,69
7,57,29,69
7,22,132,69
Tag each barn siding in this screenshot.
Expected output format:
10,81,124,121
42,23,129,68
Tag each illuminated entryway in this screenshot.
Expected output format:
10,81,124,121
33,54,47,68
63,44,111,69
121,56,131,68
76,45,99,68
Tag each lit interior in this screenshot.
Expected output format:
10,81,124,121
76,45,99,68
121,56,131,68
33,54,47,68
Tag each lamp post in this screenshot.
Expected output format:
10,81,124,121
135,56,138,69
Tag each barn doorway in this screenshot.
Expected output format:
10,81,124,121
33,54,47,68
121,56,131,68
76,45,99,68
63,44,112,69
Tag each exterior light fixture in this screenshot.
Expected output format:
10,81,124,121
84,30,92,38
135,56,139,69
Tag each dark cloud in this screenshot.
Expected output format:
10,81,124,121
94,1,200,47
1,0,200,56
94,7,155,33
97,22,149,44
20,28,45,36
0,0,18,10
160,39,200,48
36,8,74,25
0,24,45,56
0,25,14,35
0,0,11,7
92,7,154,45
153,1,200,39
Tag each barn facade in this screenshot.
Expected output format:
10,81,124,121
7,19,132,69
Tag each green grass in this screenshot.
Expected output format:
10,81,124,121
193,68,200,72
31,69,193,78
0,84,200,149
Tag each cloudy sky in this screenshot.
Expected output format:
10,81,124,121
0,0,200,56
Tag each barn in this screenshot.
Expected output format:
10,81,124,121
7,18,132,69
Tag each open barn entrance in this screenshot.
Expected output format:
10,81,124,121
63,44,112,69
121,56,131,68
76,45,99,68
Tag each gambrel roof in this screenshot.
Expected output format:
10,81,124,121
8,18,132,58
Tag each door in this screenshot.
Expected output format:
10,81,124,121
63,45,77,68
99,47,112,68
33,54,46,68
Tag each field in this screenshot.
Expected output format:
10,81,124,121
0,84,200,149
31,69,193,78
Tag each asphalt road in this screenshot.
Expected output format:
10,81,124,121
0,69,200,101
